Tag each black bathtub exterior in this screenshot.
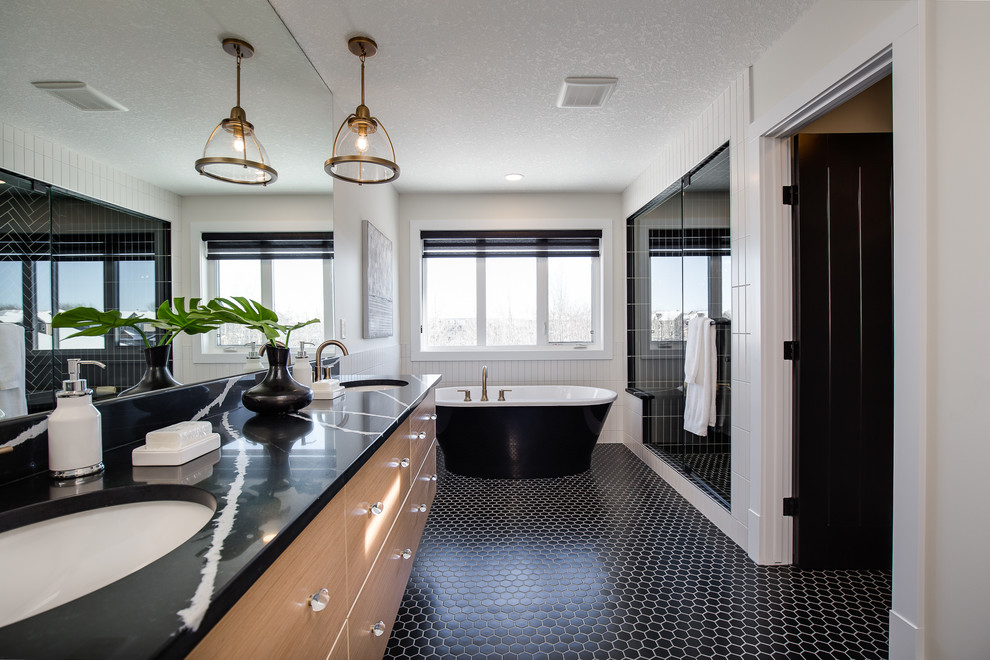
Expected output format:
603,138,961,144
436,402,613,478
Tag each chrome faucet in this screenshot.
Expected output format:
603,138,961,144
314,340,349,381
481,365,488,402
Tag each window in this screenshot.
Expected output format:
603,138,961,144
648,228,730,344
202,232,333,352
417,228,607,358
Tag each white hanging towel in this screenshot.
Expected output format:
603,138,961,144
683,316,716,436
0,323,27,417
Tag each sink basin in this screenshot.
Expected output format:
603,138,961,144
0,485,216,628
341,378,408,392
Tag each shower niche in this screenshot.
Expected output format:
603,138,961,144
626,144,731,506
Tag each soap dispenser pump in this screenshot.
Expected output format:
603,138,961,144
48,358,106,480
292,341,315,385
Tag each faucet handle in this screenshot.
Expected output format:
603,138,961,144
456,389,472,402
498,389,512,401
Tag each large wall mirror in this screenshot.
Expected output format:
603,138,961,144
0,0,335,419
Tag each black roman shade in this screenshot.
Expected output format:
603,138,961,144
203,232,333,260
648,228,729,258
421,230,601,259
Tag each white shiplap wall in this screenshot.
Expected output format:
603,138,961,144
1,121,180,222
620,70,751,550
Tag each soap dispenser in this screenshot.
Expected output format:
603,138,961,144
243,341,263,372
292,341,315,385
48,358,106,480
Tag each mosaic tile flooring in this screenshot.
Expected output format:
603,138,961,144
385,444,890,659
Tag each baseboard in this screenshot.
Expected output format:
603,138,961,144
889,609,922,660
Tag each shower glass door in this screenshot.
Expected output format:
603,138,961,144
626,144,732,506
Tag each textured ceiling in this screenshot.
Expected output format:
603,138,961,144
1,0,815,196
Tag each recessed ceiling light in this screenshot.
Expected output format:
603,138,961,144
504,173,524,182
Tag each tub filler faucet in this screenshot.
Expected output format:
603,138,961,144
481,365,488,402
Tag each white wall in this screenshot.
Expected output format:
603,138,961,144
397,193,626,443
332,180,401,375
927,3,990,657
0,121,180,222
173,194,333,383
750,0,909,120
622,71,751,548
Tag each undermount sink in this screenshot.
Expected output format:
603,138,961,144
341,378,408,392
0,485,216,628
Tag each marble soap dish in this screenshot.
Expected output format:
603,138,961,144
132,421,221,466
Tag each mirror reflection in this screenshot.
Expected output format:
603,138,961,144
0,2,335,419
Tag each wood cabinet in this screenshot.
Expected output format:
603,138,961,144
189,397,437,660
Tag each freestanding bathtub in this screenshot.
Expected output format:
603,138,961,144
435,385,617,479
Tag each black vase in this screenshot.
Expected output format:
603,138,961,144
119,345,182,397
242,346,313,415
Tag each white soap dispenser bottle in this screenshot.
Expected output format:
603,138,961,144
48,358,106,480
292,341,315,385
243,341,263,372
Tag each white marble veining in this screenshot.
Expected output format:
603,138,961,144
177,412,248,632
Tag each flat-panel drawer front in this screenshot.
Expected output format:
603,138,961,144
343,424,411,606
409,406,436,476
348,489,421,660
408,391,436,438
188,497,346,660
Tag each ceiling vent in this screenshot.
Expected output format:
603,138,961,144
31,81,128,112
556,77,618,108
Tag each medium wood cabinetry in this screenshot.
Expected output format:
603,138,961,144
189,394,437,660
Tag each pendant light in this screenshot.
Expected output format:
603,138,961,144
325,36,399,185
195,38,277,186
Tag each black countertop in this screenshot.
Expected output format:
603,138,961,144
0,374,440,660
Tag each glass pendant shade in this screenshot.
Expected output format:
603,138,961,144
194,38,277,186
325,36,399,185
325,107,399,185
196,110,277,185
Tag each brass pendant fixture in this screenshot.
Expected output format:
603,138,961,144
325,37,399,185
195,38,277,186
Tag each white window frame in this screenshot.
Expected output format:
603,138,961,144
190,221,334,365
410,219,612,362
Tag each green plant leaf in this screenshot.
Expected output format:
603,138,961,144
51,306,154,348
152,297,219,345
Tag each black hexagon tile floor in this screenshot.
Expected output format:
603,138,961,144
385,444,890,659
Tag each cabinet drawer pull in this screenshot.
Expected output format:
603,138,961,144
372,620,386,637
429,474,438,482
370,501,384,516
309,588,330,612
418,431,426,440
401,548,412,560
400,457,410,468
429,413,437,421
418,503,427,513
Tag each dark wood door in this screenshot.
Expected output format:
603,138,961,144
792,133,893,569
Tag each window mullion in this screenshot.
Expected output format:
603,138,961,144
260,259,274,308
537,257,549,346
476,257,486,347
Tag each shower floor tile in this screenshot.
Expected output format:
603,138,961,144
384,444,890,659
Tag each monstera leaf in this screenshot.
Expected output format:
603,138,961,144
151,298,219,345
51,307,155,347
206,297,318,347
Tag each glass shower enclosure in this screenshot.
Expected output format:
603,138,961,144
626,144,732,505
